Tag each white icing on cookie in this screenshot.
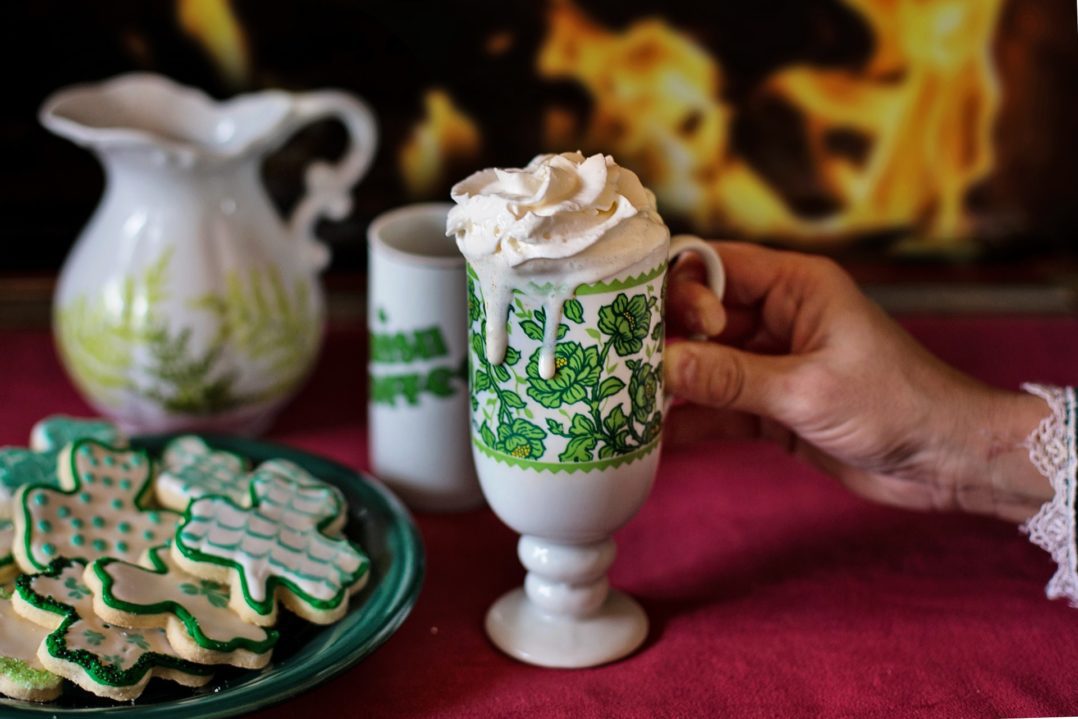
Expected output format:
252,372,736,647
176,467,367,607
0,587,51,668
22,561,205,680
96,547,270,645
155,436,250,510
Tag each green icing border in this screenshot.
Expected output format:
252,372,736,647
173,470,371,619
15,438,178,573
14,557,214,688
472,436,660,473
90,545,279,655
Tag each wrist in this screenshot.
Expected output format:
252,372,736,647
946,388,1053,522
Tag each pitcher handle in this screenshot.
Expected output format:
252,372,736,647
664,235,726,413
286,91,378,272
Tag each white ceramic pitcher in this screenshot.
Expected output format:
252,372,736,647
41,73,377,434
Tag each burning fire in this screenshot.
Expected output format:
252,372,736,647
400,89,482,197
538,0,1004,248
176,0,251,87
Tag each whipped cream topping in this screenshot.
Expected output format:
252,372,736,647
448,152,668,379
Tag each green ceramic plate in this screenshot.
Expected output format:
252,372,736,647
0,435,425,718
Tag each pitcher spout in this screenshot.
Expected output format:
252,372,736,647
39,72,294,167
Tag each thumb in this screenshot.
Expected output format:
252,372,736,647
665,341,797,420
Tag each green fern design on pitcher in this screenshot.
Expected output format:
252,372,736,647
192,267,319,399
58,248,317,414
57,247,174,398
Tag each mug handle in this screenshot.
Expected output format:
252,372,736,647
664,235,726,412
286,91,379,272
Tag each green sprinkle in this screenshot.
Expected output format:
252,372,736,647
142,530,155,541
33,494,48,506
119,479,132,490
71,534,85,547
117,521,131,534
41,543,55,556
71,518,84,529
92,539,108,552
82,472,95,484
57,506,71,519
36,519,51,532
148,512,161,525
110,499,123,510
102,477,114,487
130,455,143,465
103,455,115,466
0,656,58,689
91,517,105,529
78,492,91,504
116,541,128,553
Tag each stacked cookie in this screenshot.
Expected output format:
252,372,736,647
0,417,370,703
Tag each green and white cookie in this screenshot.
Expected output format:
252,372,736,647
154,436,250,512
85,545,278,669
29,416,122,455
12,558,213,701
0,417,124,582
13,439,178,574
0,585,62,702
172,465,370,626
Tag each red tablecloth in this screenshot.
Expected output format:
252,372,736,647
3,317,1078,718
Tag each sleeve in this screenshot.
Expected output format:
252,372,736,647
1020,384,1078,605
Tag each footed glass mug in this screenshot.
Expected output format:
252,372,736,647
466,234,724,668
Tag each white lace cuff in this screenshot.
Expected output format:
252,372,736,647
1020,383,1078,605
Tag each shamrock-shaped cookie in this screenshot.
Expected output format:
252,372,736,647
85,545,278,668
12,558,213,701
0,421,124,582
0,585,61,702
13,439,179,573
154,436,250,512
172,465,370,626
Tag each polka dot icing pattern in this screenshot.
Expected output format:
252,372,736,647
87,545,277,664
0,416,124,520
173,465,369,621
14,558,212,698
13,439,179,573
155,436,250,511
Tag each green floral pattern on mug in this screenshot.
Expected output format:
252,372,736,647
468,264,666,469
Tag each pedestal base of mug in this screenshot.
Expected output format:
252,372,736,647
485,588,647,668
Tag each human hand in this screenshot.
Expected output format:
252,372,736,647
663,242,1051,523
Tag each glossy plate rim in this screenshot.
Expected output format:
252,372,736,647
0,435,425,718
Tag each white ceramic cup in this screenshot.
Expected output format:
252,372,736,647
467,235,724,668
368,203,482,512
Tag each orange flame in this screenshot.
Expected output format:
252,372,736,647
176,0,251,87
400,89,482,197
538,0,1003,248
